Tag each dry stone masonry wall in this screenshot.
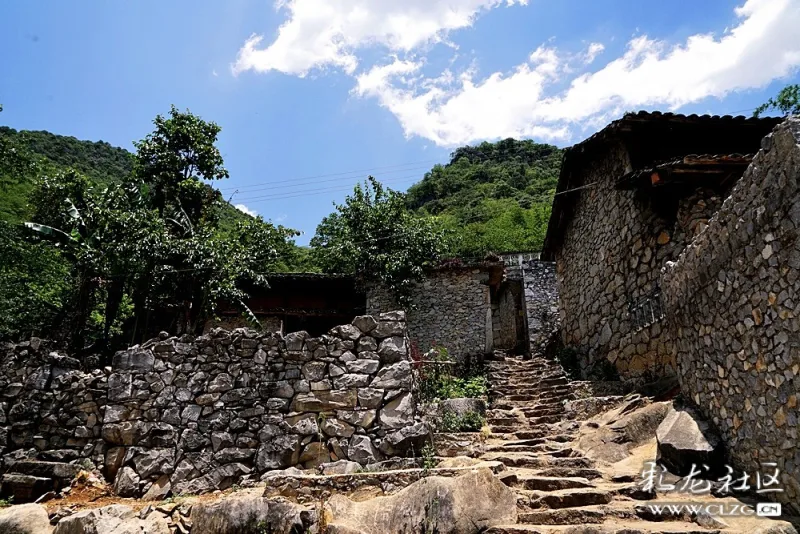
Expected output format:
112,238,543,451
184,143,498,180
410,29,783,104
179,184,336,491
0,339,107,467
662,119,800,509
555,142,726,381
367,269,492,360
518,261,559,354
1,313,428,498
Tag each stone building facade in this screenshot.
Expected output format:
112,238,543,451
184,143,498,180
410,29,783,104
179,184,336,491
662,119,800,510
502,256,559,355
366,262,529,361
0,313,426,498
542,112,782,381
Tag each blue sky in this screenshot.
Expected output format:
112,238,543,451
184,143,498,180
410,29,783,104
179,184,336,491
2,0,799,244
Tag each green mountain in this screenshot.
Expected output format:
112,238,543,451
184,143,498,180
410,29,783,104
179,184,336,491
0,126,249,230
406,138,563,256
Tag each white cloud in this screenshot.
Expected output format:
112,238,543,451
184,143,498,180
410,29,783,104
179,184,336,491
356,0,800,145
235,0,800,146
583,42,604,64
235,203,258,217
232,0,528,76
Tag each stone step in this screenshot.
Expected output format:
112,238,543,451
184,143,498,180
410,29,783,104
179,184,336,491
487,443,571,454
518,407,565,418
487,417,527,426
515,431,573,441
500,473,595,491
529,488,614,509
480,454,593,470
526,415,564,426
529,467,604,480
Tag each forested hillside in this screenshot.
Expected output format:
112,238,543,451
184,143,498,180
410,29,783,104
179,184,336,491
0,126,249,231
407,138,563,256
0,109,304,347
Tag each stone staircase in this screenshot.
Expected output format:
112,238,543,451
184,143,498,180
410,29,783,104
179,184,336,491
477,355,798,534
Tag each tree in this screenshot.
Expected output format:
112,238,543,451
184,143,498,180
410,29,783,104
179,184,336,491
10,105,301,351
311,177,450,306
754,84,800,118
26,169,164,351
0,106,39,193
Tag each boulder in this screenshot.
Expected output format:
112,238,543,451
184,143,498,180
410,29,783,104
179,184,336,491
299,442,331,469
320,460,362,475
347,435,383,465
191,494,315,534
357,388,384,409
370,361,412,390
351,316,378,333
141,474,171,501
113,467,140,498
378,311,405,322
256,435,301,471
332,324,362,341
0,503,52,534
573,398,671,464
656,405,724,476
291,390,357,412
376,337,407,363
382,422,431,454
54,505,135,534
324,468,516,534
372,321,404,338
320,418,356,438
379,392,415,429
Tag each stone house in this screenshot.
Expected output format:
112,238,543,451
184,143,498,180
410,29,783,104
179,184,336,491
541,111,781,381
366,260,531,362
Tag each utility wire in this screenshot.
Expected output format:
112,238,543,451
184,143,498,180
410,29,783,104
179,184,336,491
226,165,433,195
219,158,442,191
233,174,423,203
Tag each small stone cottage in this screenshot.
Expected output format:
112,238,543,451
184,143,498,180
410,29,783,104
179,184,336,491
367,260,530,362
541,111,781,381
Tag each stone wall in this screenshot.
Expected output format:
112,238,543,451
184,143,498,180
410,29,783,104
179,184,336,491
1,314,427,498
0,340,107,468
517,261,559,355
554,141,726,381
367,269,492,360
662,119,800,509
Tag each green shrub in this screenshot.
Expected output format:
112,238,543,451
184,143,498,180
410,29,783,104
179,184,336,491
416,345,488,401
438,410,485,432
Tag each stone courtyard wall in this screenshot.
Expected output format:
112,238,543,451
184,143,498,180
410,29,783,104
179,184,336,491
662,119,800,509
367,269,492,360
554,141,725,381
0,339,107,468
1,313,426,498
518,261,559,355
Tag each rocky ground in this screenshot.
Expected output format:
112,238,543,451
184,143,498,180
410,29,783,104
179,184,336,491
2,354,799,533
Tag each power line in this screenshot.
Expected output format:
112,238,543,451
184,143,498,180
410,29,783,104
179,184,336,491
219,158,442,191
228,165,432,198
233,174,423,203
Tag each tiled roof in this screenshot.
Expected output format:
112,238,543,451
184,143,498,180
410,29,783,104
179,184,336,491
541,111,782,260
